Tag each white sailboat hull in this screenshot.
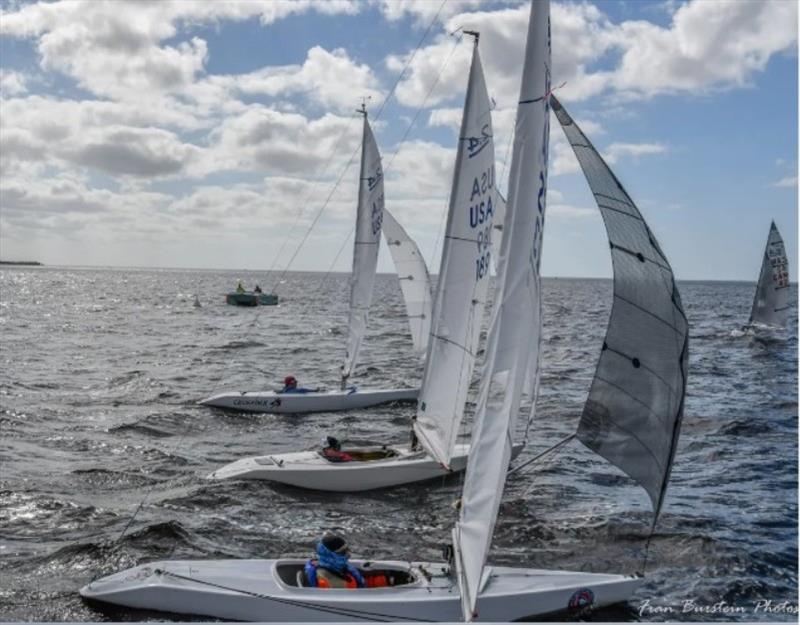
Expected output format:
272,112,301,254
80,558,643,622
199,388,418,414
208,443,516,492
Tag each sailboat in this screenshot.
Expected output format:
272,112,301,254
748,221,791,327
206,32,520,491
200,106,418,414
80,1,688,620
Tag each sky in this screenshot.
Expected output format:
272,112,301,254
0,0,797,281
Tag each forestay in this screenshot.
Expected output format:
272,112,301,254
551,94,689,523
382,209,433,355
453,1,551,621
749,221,790,327
341,114,385,386
413,39,497,469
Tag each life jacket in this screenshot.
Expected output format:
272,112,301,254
322,448,355,463
304,559,364,589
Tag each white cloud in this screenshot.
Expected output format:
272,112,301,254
608,0,798,99
234,46,384,113
604,142,667,164
376,0,487,25
386,0,797,108
0,69,27,95
772,175,798,188
0,0,360,101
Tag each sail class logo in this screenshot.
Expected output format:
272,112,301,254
371,195,384,236
368,167,383,191
465,124,492,158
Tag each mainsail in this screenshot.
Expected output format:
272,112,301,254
453,1,550,620
413,37,497,469
382,208,433,355
551,94,689,523
341,112,384,387
749,221,790,327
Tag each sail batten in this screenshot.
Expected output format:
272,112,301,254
382,208,432,355
341,115,384,385
413,40,497,469
551,94,688,523
749,221,790,327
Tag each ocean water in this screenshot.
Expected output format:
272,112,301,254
0,266,796,622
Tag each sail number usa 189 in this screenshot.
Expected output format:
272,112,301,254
470,166,495,281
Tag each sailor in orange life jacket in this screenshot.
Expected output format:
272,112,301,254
304,533,388,589
321,436,355,462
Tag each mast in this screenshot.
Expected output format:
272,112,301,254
340,104,384,389
452,1,551,620
749,221,790,327
412,32,498,468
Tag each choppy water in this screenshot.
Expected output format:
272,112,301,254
0,266,796,622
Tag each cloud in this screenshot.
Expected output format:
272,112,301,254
234,46,384,113
208,106,360,177
608,0,798,99
67,127,202,178
772,175,798,188
0,0,360,101
0,70,27,95
385,0,797,108
376,0,487,25
604,142,667,164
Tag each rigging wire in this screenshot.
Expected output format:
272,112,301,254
266,112,362,294
271,0,451,292
317,28,466,293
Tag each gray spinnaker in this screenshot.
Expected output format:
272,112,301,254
749,221,790,327
551,95,689,523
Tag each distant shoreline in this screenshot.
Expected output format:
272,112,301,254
0,260,42,266
0,262,793,285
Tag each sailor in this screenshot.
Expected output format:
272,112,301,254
254,284,263,293
236,280,245,294
304,533,391,589
280,375,313,394
321,436,355,462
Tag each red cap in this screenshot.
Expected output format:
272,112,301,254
284,375,297,385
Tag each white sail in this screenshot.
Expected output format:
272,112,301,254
413,39,497,469
749,221,790,327
341,114,384,386
453,1,551,621
382,209,433,355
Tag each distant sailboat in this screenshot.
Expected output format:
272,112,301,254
200,106,417,414
206,32,519,490
749,221,791,327
80,1,688,620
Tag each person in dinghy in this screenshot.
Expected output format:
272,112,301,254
304,532,389,589
279,375,315,394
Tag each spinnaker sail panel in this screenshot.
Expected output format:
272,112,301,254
749,222,790,327
413,41,497,469
453,1,551,620
342,115,384,384
550,94,688,523
382,208,432,355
